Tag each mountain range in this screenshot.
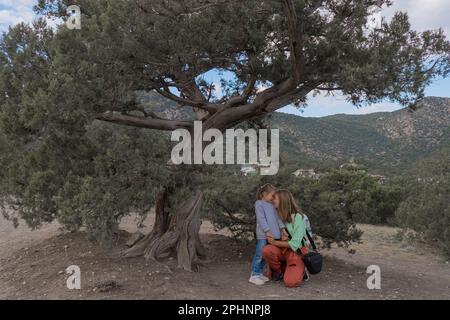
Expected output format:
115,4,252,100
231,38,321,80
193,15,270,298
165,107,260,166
272,97,450,174
139,92,450,176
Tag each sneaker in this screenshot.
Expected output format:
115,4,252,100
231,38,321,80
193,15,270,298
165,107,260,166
259,275,270,282
249,275,265,286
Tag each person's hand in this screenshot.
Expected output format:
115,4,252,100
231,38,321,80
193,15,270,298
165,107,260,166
281,229,289,241
265,231,274,239
267,236,275,245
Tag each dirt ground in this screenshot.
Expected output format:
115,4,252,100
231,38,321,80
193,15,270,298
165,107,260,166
0,212,449,300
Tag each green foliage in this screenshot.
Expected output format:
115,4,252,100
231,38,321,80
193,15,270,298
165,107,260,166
394,148,450,255
1,0,449,249
273,97,450,175
0,120,171,244
32,0,450,109
204,171,261,240
288,169,402,245
396,180,450,255
205,167,409,247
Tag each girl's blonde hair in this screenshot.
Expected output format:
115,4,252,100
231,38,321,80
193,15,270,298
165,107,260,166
256,183,277,200
275,189,303,223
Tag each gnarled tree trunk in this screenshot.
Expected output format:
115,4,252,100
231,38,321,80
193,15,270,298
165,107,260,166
122,188,207,272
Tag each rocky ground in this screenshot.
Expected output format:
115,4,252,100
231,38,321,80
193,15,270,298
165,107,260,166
0,213,449,300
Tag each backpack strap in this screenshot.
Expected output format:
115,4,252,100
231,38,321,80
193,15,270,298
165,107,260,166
304,229,317,251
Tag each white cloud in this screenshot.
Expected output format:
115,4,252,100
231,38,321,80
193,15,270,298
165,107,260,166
382,0,450,35
0,0,63,33
256,84,269,93
280,91,401,117
0,0,36,7
212,81,222,98
284,0,450,117
0,0,36,32
3,0,447,35
0,9,29,25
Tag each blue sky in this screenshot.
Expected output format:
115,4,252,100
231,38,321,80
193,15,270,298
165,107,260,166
1,0,449,117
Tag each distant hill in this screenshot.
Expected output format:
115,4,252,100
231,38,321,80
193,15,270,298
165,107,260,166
271,97,450,174
138,92,450,176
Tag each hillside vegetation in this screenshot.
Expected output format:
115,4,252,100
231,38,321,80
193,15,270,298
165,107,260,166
272,97,450,174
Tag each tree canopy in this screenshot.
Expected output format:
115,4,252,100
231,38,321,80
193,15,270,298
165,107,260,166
0,0,449,268
5,0,446,133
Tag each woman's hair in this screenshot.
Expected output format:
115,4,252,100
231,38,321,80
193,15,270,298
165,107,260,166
256,183,277,200
275,189,302,223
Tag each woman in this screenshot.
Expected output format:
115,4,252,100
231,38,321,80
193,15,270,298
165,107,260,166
262,189,308,288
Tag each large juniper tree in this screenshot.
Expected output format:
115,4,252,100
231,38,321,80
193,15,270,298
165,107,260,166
1,0,449,271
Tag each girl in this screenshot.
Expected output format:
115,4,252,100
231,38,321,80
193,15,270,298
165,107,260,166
262,189,308,288
249,184,287,286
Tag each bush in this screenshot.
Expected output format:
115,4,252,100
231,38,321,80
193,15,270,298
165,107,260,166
205,168,364,247
393,148,450,255
0,121,171,245
395,177,450,256
290,169,402,225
